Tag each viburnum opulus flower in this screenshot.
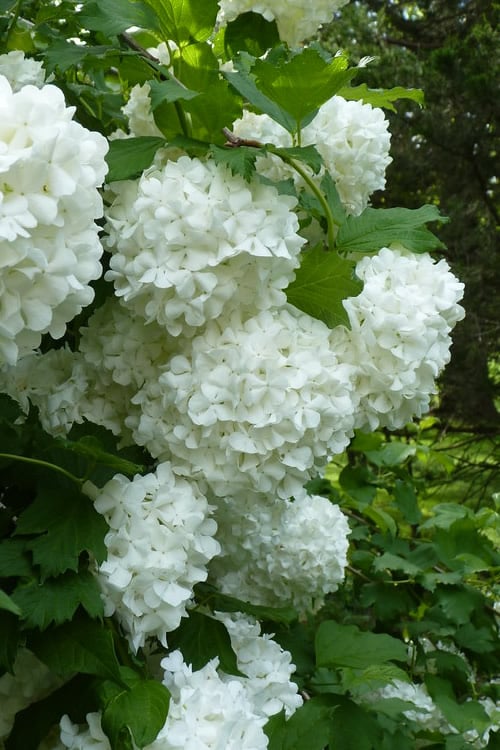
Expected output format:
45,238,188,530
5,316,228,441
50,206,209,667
0,50,47,91
232,94,392,215
333,247,465,431
86,463,220,652
104,155,305,336
210,488,350,612
129,306,356,499
0,74,108,366
217,0,350,47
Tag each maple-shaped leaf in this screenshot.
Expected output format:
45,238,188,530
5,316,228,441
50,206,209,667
14,483,107,579
335,205,448,255
210,144,259,180
11,570,103,630
286,246,362,329
28,613,123,683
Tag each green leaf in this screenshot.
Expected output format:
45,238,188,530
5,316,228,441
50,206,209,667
365,442,416,467
286,246,362,329
78,0,159,36
316,621,407,669
270,144,323,174
14,483,107,579
147,78,199,108
29,614,123,683
394,480,422,525
210,144,259,181
338,83,424,112
11,570,103,630
341,664,410,696
42,39,113,74
252,48,356,131
168,611,243,676
219,12,280,59
224,65,296,133
57,435,145,477
142,0,219,46
335,205,448,255
0,539,32,577
0,588,21,616
372,552,420,577
105,137,167,182
102,680,170,750
328,696,381,750
0,610,20,672
265,698,335,750
172,41,242,143
321,172,347,226
194,583,298,624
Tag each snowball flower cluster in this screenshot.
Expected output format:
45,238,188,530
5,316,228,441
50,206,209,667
333,247,465,431
210,488,350,611
86,463,220,651
0,73,108,365
216,613,303,718
232,95,392,215
218,0,350,46
0,50,46,91
153,650,269,749
104,156,305,335
130,306,355,498
362,679,448,733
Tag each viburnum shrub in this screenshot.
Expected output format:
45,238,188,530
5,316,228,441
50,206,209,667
0,2,498,749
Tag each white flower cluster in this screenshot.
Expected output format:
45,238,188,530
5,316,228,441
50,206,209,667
0,50,47,91
210,488,350,612
104,156,305,335
333,247,465,431
362,679,448,733
130,307,355,498
87,463,220,651
0,648,62,740
233,95,392,215
216,613,303,718
53,617,301,750
218,0,350,46
0,71,108,366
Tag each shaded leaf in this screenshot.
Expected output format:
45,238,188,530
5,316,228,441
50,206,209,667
102,680,170,750
78,0,159,36
195,582,298,624
14,484,107,578
0,539,32,578
286,246,362,329
29,614,123,682
0,610,20,672
168,610,243,676
219,12,280,59
11,570,103,630
0,588,21,616
266,698,335,750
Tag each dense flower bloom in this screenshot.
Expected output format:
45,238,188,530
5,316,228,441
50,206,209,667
0,347,88,436
218,0,350,46
362,679,448,733
122,83,164,138
0,50,46,90
217,613,303,717
152,651,269,749
104,156,305,336
233,95,392,215
0,75,108,365
210,488,350,611
0,649,62,740
332,247,465,431
87,463,220,651
129,307,355,498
